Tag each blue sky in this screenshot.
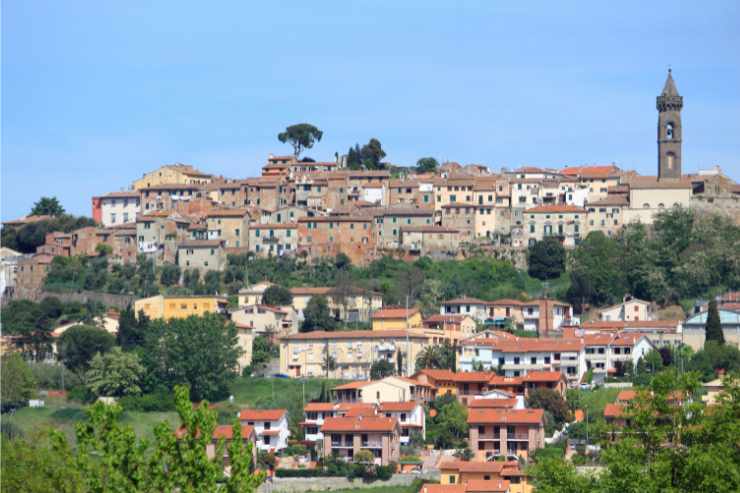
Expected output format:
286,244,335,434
2,1,739,220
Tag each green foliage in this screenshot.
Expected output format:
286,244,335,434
277,123,323,157
301,295,337,331
159,263,181,286
415,157,439,173
117,305,150,350
453,447,474,460
57,325,115,375
44,254,160,296
567,231,626,310
688,341,740,380
262,285,293,306
705,298,725,344
119,389,176,412
346,138,387,170
415,341,456,372
0,354,37,410
526,388,572,429
426,394,469,449
633,349,664,386
28,361,81,390
370,359,395,380
138,314,241,401
30,196,65,216
531,457,595,492
248,335,278,374
85,347,145,397
528,237,566,281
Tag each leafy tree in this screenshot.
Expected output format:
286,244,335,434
1,213,96,253
453,447,474,461
301,295,336,332
688,341,740,380
262,285,293,306
370,359,395,380
425,394,469,449
531,457,594,493
526,388,572,428
705,299,725,344
159,264,181,287
360,138,386,169
566,232,626,311
334,252,352,270
277,123,323,158
415,157,439,173
527,237,566,281
0,353,37,411
203,270,222,295
57,325,115,376
85,347,144,397
322,343,337,377
415,342,456,372
139,314,241,401
249,335,278,374
30,196,65,216
95,243,112,257
117,305,150,350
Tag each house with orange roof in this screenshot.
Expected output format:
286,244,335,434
331,376,434,404
230,304,299,341
378,401,425,443
238,408,290,452
371,307,423,331
301,402,378,444
175,423,257,470
321,415,401,466
423,314,477,336
459,336,587,383
438,459,530,493
467,408,546,459
597,294,653,322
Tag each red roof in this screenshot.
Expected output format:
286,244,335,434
212,424,255,440
321,416,397,433
560,165,620,178
371,307,420,320
239,409,287,421
604,403,625,418
467,408,544,425
443,296,488,305
418,485,465,493
521,371,563,383
281,330,427,341
617,390,637,402
453,371,496,383
416,368,457,381
304,402,336,412
333,381,370,390
467,398,518,409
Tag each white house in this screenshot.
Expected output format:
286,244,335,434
583,333,654,375
98,191,141,227
238,408,290,452
440,296,490,323
378,401,425,444
301,402,378,444
598,295,653,322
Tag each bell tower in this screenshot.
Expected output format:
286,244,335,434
657,69,683,180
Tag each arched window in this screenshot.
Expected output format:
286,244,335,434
666,152,676,170
658,203,665,209
666,122,674,140
643,203,650,209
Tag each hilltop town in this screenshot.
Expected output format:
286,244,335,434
2,72,739,493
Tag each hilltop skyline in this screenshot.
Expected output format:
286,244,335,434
3,1,740,220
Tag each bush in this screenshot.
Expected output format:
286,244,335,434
275,469,336,478
67,385,95,404
282,443,309,457
119,389,175,412
28,362,82,390
376,463,395,480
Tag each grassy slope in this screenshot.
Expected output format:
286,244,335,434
577,387,621,417
300,480,426,493
4,377,342,442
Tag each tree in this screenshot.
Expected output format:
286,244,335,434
140,314,241,401
370,359,395,380
526,388,572,428
301,295,336,332
527,237,566,281
159,264,181,287
249,336,278,374
203,270,222,295
57,325,115,376
0,354,37,411
262,285,293,306
531,457,594,493
359,138,386,169
688,341,740,380
566,232,626,311
415,157,439,173
117,305,149,350
415,342,456,372
30,196,65,216
277,123,323,158
85,347,145,397
705,299,725,344
425,394,469,449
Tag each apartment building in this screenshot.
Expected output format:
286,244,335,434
369,207,435,249
136,211,190,264
441,297,490,323
177,239,226,272
297,216,375,266
247,224,297,258
238,408,290,452
231,304,299,340
522,204,586,248
441,203,476,240
388,178,435,208
134,295,228,320
468,408,545,459
586,195,627,237
582,332,655,375
289,286,383,323
140,184,206,212
378,401,425,444
321,415,401,466
209,181,245,208
330,376,435,404
371,307,423,331
279,330,430,379
597,295,653,322
423,314,477,336
399,226,460,256
92,191,140,226
205,209,249,248
132,163,213,190
301,402,378,444
439,460,530,493
560,165,621,203
458,334,587,383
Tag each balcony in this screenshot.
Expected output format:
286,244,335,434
361,439,383,448
478,434,501,441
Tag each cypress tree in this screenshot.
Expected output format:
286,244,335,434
705,299,725,344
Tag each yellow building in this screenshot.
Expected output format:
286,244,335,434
132,163,213,190
438,459,532,493
134,295,228,320
371,307,423,331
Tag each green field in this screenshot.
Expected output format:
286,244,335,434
4,377,344,442
574,386,622,417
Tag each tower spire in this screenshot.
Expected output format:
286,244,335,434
661,68,680,97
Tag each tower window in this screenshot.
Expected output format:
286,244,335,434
666,122,674,140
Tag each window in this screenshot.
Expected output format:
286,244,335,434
530,357,537,365
666,122,674,139
263,436,271,445
449,476,457,484
514,357,520,364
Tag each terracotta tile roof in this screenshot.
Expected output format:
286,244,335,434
463,337,584,353
249,223,297,230
304,402,337,412
617,390,637,402
487,375,524,386
371,307,420,320
335,402,378,417
467,408,544,425
488,298,524,306
418,484,466,493
604,403,625,418
587,195,629,207
416,368,457,381
560,165,620,178
321,416,397,433
453,371,496,383
281,330,427,341
238,408,287,421
465,479,511,492
443,296,488,305
524,204,586,214
378,401,418,412
333,381,371,390
467,398,518,409
212,424,255,440
521,371,563,383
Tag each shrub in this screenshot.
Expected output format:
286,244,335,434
28,362,82,390
119,389,175,412
275,469,336,478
